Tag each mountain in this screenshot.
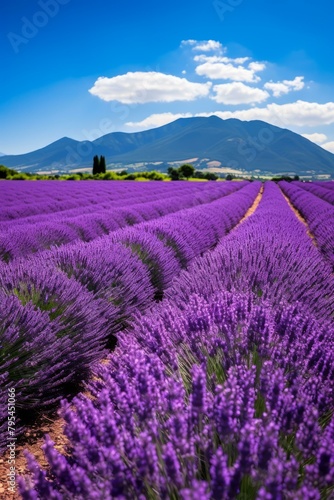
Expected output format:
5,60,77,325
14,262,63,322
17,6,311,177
0,152,5,157
2,116,334,176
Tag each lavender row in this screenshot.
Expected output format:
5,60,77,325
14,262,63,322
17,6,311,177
313,181,334,191
20,184,334,498
0,179,185,211
295,180,334,205
0,182,260,452
0,182,245,262
165,182,334,324
280,180,334,269
0,181,218,221
0,181,226,230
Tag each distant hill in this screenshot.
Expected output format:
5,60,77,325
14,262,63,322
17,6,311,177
2,116,334,176
0,152,5,157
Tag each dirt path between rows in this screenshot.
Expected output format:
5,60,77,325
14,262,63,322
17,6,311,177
0,414,68,499
278,186,317,246
0,183,266,499
234,184,264,229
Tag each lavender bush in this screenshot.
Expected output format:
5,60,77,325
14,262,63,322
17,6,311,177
0,181,244,261
18,181,334,498
19,292,334,499
295,180,334,205
280,181,334,269
0,182,260,451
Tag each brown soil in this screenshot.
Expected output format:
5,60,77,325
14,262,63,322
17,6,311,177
279,187,317,245
234,184,264,228
0,415,68,499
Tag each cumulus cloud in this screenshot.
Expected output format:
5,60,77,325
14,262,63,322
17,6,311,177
125,101,334,131
193,40,223,52
321,141,334,153
126,112,194,129
301,133,328,144
194,54,250,65
181,39,197,46
181,39,223,52
196,101,334,128
89,72,212,103
195,56,265,82
248,62,266,72
264,76,305,97
212,82,269,104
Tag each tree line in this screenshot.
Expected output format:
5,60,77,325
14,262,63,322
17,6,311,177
167,164,218,181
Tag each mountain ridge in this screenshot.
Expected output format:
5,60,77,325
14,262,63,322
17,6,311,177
2,116,334,176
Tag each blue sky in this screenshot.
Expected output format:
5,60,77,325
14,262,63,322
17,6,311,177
1,0,334,155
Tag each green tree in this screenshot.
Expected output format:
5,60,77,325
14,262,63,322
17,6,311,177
0,165,17,178
179,164,195,179
93,155,100,175
194,170,205,179
100,155,106,174
167,167,180,180
204,172,218,181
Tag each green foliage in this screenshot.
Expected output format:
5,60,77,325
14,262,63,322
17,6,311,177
99,155,106,173
92,155,107,175
194,170,205,179
167,167,180,180
226,173,235,181
0,165,17,178
92,155,100,175
0,164,168,181
66,175,81,181
178,163,195,179
204,172,218,181
167,164,217,181
9,173,31,180
271,175,298,182
101,171,120,180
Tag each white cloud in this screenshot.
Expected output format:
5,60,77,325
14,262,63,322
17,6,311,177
126,112,193,129
89,72,212,104
212,82,269,104
181,39,223,52
321,141,334,153
195,56,265,82
201,101,334,128
181,39,197,46
193,40,223,52
301,133,328,144
195,61,259,82
248,62,266,72
264,76,304,97
125,101,334,132
194,54,249,65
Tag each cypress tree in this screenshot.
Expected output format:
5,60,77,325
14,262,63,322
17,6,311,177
100,155,106,173
93,155,100,175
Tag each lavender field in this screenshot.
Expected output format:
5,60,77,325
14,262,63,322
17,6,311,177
1,180,334,499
